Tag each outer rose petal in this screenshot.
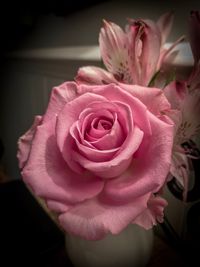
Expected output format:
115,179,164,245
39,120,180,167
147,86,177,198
59,193,151,240
43,82,78,123
133,195,168,229
75,66,117,85
17,116,42,169
119,83,171,115
22,117,104,205
103,112,174,203
46,200,71,213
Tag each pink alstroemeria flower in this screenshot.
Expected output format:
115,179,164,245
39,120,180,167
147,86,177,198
162,11,200,199
164,79,200,199
76,12,184,87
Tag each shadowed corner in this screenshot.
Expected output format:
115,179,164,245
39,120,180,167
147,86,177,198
0,179,74,267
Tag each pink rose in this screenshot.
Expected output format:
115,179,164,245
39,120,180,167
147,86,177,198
18,82,173,240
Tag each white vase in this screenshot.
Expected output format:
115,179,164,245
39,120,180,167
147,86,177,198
65,224,154,267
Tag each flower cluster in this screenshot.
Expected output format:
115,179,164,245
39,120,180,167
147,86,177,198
17,11,200,240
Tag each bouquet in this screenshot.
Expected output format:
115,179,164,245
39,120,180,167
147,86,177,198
17,11,200,241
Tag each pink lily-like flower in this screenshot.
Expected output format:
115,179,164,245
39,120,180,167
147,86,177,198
164,80,200,199
76,12,184,87
162,11,200,199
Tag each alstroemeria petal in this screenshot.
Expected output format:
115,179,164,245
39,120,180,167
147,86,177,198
157,12,174,45
139,19,161,85
170,147,189,200
157,35,185,70
188,64,200,92
163,81,187,110
99,20,134,83
181,89,200,146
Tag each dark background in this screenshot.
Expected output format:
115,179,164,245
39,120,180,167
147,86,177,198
0,0,106,54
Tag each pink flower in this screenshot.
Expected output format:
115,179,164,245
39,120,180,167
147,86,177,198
162,11,200,197
163,80,200,199
76,12,184,87
18,82,174,240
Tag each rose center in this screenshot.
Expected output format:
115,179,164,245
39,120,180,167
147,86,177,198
98,119,112,130
92,117,113,131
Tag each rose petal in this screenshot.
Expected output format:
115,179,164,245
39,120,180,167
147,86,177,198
17,115,42,169
43,82,78,123
46,199,71,213
72,125,143,178
103,112,174,203
22,117,104,205
91,116,123,150
75,66,117,85
59,193,150,240
78,101,125,150
133,195,168,229
78,84,152,135
70,122,119,162
119,83,171,115
74,109,113,150
56,93,107,171
79,105,114,142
